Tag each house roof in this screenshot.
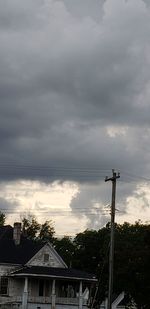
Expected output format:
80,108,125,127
0,225,13,239
0,226,44,264
0,225,97,283
11,265,97,282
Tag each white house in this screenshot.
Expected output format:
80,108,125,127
0,223,97,309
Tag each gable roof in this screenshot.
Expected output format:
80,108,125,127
27,242,67,268
11,265,97,282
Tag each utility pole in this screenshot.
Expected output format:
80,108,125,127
105,169,120,309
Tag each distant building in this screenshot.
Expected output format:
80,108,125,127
0,223,97,309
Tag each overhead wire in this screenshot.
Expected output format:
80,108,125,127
119,169,150,182
0,210,110,216
0,163,149,179
0,163,149,184
0,163,139,178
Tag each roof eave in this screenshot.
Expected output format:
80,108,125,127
10,273,97,282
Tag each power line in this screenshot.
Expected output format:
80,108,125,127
0,162,110,170
0,164,110,174
0,210,110,216
0,163,150,184
118,169,150,182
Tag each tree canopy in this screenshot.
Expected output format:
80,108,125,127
21,214,55,242
39,220,55,243
0,211,6,226
71,222,150,309
55,222,150,308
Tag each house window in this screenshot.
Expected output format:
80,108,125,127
0,277,8,295
44,254,49,263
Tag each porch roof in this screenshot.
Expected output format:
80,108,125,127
11,266,97,282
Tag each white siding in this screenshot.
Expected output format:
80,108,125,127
9,278,24,297
0,264,18,276
27,244,65,268
0,265,24,303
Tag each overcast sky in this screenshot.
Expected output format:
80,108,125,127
0,0,150,235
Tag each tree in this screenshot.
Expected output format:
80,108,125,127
22,215,40,240
71,222,150,308
0,211,6,226
73,229,100,272
21,215,55,243
73,227,110,304
55,236,75,267
39,220,55,243
113,221,150,309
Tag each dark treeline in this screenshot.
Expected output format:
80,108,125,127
0,212,149,308
56,222,150,309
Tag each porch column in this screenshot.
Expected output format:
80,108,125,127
22,277,28,309
105,297,108,309
79,280,83,309
52,279,56,309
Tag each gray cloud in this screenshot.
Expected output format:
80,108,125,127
0,197,19,214
70,178,139,228
0,0,150,226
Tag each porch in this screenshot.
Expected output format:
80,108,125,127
6,265,97,308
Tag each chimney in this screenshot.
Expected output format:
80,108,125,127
13,222,21,245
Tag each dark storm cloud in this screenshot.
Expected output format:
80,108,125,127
0,0,150,187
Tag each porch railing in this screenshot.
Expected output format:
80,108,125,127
0,295,88,306
28,296,51,303
28,296,87,305
56,297,78,304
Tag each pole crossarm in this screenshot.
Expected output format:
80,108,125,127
105,170,120,182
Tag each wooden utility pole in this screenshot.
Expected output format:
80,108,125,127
105,169,120,309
